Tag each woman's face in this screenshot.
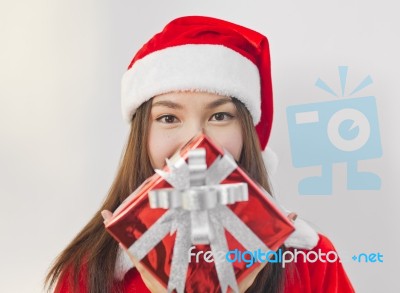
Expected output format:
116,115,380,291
146,91,264,292
148,91,243,169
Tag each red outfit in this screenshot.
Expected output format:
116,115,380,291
55,234,354,293
283,234,354,292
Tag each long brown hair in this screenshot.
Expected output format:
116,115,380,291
45,97,285,293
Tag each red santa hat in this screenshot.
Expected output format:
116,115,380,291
121,16,278,172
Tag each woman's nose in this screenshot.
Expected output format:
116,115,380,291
183,126,219,148
180,120,209,145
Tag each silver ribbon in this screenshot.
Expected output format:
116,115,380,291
128,149,268,293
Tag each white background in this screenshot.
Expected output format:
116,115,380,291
1,1,399,292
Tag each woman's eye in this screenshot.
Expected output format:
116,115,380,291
210,112,233,121
156,115,179,124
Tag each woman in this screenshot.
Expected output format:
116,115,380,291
45,16,355,293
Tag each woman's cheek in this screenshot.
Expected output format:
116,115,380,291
206,125,243,161
148,127,182,169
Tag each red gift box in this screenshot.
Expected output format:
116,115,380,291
105,134,294,292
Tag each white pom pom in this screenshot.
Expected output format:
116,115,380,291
262,147,279,174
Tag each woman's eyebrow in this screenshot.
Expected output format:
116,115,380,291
206,97,233,109
152,100,183,109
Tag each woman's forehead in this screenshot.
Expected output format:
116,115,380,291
152,91,232,106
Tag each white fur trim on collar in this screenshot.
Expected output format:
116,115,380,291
276,205,319,250
284,217,319,250
114,246,134,281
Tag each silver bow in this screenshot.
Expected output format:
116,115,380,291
128,149,268,293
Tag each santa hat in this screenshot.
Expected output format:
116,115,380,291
121,16,278,173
